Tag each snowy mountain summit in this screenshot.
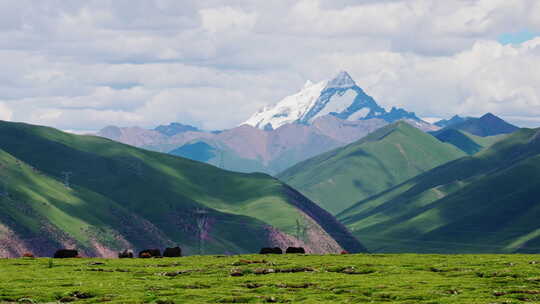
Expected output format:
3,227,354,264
326,70,356,89
243,71,427,130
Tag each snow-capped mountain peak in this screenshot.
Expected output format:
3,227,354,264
303,80,314,88
242,70,427,130
326,71,356,89
243,78,328,130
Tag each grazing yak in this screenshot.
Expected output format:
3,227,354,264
163,247,182,257
285,247,305,254
118,250,134,258
259,247,283,254
54,249,78,258
138,249,161,258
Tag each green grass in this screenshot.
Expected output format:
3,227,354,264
278,122,466,215
0,120,363,256
339,128,540,253
2,254,540,303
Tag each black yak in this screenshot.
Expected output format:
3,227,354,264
54,249,78,258
138,249,161,258
259,247,282,254
285,247,305,254
118,250,134,258
163,247,182,257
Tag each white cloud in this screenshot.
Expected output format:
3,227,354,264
200,6,257,33
0,102,12,121
0,0,539,130
303,37,540,126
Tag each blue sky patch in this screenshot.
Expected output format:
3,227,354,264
498,29,539,45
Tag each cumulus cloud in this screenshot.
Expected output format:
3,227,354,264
0,102,12,121
200,6,257,33
1,0,540,130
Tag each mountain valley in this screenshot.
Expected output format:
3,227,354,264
0,120,364,257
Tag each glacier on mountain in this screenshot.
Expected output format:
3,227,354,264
243,71,429,130
243,79,328,130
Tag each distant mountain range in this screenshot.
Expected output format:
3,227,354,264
338,126,540,253
0,120,364,257
429,113,517,154
98,116,389,175
154,122,200,137
434,113,519,137
97,71,444,174
96,74,520,177
434,115,468,128
278,122,466,214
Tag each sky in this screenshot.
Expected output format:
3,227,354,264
0,0,540,131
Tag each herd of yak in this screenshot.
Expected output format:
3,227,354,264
50,246,306,258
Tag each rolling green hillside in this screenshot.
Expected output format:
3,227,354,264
278,122,465,215
0,121,364,257
432,129,506,155
338,128,540,253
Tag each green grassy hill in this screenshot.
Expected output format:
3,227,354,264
338,128,540,253
432,129,506,155
0,121,364,257
278,122,465,215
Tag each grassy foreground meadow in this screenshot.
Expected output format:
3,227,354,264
1,254,540,303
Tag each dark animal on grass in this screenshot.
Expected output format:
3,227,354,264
286,247,305,254
118,250,133,258
54,249,78,258
138,249,161,258
259,247,282,254
163,247,182,257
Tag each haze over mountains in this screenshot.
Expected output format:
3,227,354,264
0,120,364,257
